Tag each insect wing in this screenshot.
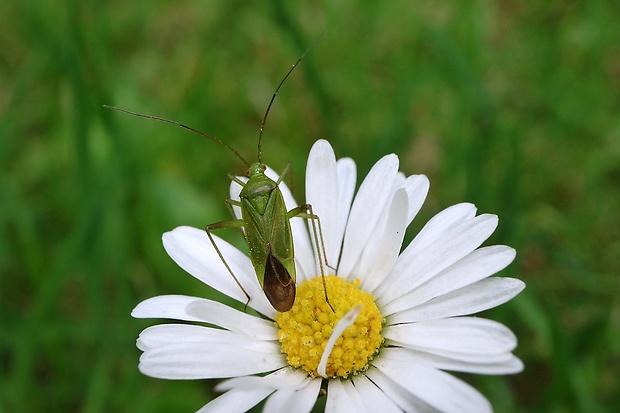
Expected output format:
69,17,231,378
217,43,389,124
263,247,296,312
239,172,298,311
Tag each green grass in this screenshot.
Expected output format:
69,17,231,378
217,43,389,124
2,1,619,412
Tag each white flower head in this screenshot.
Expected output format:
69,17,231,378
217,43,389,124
132,139,525,412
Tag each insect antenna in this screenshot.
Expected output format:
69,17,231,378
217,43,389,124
103,105,251,168
257,31,326,164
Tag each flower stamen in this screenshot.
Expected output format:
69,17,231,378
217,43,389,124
317,305,362,378
275,275,383,378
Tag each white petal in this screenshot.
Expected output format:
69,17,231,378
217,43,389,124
413,348,516,365
377,213,499,310
401,174,430,226
387,277,525,324
264,389,304,413
137,324,268,351
291,379,323,413
217,367,309,391
218,368,321,413
400,202,478,252
373,351,492,413
263,377,321,413
340,380,369,412
353,174,428,292
139,341,284,379
398,348,524,375
384,317,517,356
185,298,277,339
353,172,405,264
326,379,360,413
357,189,409,293
197,388,273,413
365,367,437,412
384,245,516,314
162,226,275,317
376,203,478,304
306,139,340,275
339,154,400,278
335,157,357,266
132,295,277,340
132,295,204,321
351,375,402,413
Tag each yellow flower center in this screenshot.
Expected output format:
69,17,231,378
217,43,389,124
275,275,383,378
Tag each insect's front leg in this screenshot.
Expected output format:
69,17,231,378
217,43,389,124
205,215,251,309
228,173,247,187
224,198,246,238
288,204,334,312
275,162,294,192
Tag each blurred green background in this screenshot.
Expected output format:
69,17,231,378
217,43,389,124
2,1,619,412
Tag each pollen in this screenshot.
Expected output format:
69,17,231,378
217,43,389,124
275,275,383,378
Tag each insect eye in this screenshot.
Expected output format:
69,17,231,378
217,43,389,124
261,165,267,171
245,169,251,177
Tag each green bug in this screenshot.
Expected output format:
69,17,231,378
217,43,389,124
105,36,331,312
208,162,326,312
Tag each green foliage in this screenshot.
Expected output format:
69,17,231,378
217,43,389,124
1,0,619,412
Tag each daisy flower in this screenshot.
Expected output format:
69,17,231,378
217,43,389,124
132,139,525,412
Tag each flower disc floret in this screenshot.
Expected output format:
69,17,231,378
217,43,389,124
275,275,383,378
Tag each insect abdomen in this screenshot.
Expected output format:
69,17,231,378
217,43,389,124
263,248,296,312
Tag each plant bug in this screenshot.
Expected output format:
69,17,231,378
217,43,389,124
105,35,332,312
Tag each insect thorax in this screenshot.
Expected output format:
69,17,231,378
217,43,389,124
239,164,279,215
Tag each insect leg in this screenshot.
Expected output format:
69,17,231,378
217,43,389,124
288,204,334,312
205,218,251,310
275,162,295,192
228,174,247,187
224,198,246,238
276,164,329,273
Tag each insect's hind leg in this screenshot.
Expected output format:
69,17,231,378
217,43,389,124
205,217,251,310
288,204,334,312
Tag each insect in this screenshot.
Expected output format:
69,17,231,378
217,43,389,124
105,35,331,312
